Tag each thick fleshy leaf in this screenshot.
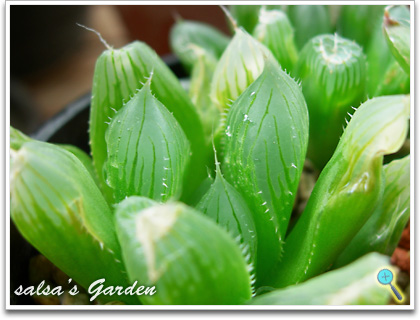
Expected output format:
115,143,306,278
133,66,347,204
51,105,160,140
59,144,100,188
334,155,410,268
115,198,253,304
104,80,190,203
336,5,385,49
10,127,101,189
10,140,136,303
89,41,207,202
188,47,220,140
286,5,331,49
250,253,391,305
10,126,31,150
253,8,298,72
383,5,410,74
210,28,276,113
223,59,309,286
296,34,367,169
196,162,257,264
170,19,230,72
272,95,410,288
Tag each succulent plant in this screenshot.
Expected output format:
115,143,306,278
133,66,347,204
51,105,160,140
10,4,410,306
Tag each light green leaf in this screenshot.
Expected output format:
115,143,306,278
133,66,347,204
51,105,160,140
223,59,308,286
10,140,136,304
287,5,331,49
89,41,207,202
272,95,410,288
115,198,253,304
104,80,190,203
253,8,298,72
250,253,391,305
336,5,385,49
296,34,367,169
365,6,393,97
383,5,410,74
170,20,230,72
188,47,220,140
59,144,100,188
10,126,31,150
196,162,257,264
210,28,276,113
334,155,410,268
375,60,410,96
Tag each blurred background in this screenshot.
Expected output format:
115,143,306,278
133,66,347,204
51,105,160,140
10,5,230,135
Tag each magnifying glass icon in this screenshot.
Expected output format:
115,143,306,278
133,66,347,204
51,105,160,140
377,269,402,301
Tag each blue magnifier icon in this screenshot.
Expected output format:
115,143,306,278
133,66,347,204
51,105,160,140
377,269,402,301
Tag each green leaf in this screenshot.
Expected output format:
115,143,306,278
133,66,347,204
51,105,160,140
383,5,410,74
89,41,207,203
210,28,276,113
196,162,257,265
188,47,220,140
336,5,385,49
365,6,393,96
253,8,298,73
334,155,410,268
115,198,253,304
10,140,136,304
250,253,391,305
10,127,101,190
375,60,410,96
229,5,261,34
296,34,367,169
170,20,230,73
223,59,309,286
104,80,190,203
272,95,410,288
287,5,331,49
59,144,101,188
10,126,31,150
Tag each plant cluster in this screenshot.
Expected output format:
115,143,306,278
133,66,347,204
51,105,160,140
10,5,410,305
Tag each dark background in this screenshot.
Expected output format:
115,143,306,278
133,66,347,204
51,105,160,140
10,5,230,135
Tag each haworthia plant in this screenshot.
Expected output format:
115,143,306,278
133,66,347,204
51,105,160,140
253,8,298,73
336,5,385,49
9,5,411,306
286,5,331,49
169,19,230,73
334,155,410,268
89,41,207,202
210,27,276,113
273,95,410,288
11,128,100,189
10,138,136,304
59,144,100,188
188,46,219,140
115,198,253,304
296,34,367,170
383,5,410,74
104,79,190,203
223,59,308,286
251,253,391,305
196,159,257,265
